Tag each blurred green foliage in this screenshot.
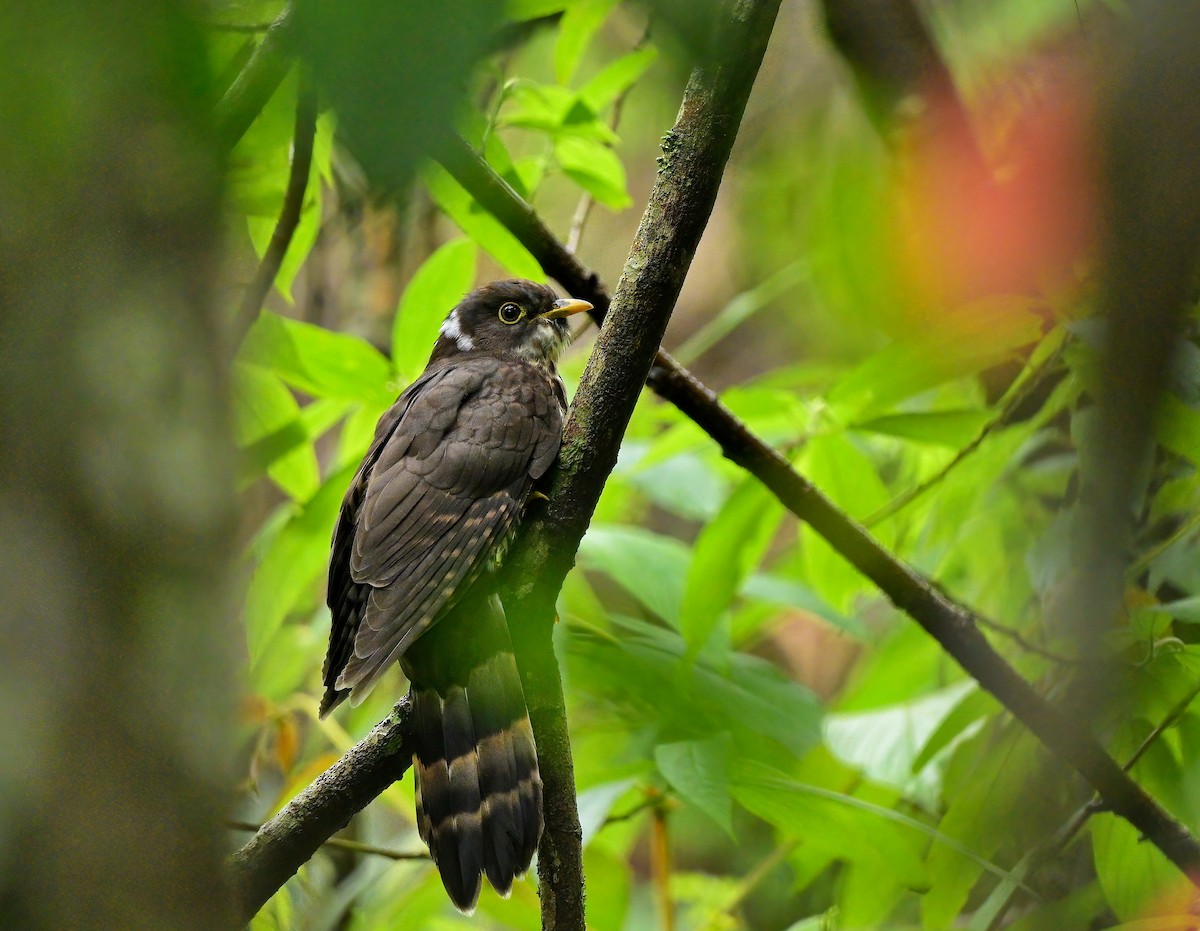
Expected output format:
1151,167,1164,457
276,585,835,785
214,0,1200,928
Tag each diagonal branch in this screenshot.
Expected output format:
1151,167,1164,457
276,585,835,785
434,98,1200,888
228,699,414,921
235,75,317,338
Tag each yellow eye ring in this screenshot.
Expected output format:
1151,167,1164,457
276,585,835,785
498,302,524,324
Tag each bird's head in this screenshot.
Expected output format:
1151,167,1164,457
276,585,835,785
429,279,593,368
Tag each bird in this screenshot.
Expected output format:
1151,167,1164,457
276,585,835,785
319,278,592,912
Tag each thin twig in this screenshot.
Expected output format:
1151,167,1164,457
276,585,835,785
1129,506,1200,578
235,75,318,338
228,699,415,922
972,614,1078,666
213,6,296,151
227,820,429,861
651,805,675,931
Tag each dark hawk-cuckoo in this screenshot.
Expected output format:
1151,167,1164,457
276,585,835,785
320,279,591,911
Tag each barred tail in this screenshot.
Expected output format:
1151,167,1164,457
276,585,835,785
410,650,543,913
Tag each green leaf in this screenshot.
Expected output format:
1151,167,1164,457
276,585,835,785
1159,595,1200,624
852,410,991,448
1094,811,1189,922
655,734,734,836
506,0,571,20
824,682,974,807
421,162,544,280
554,135,632,209
740,574,868,637
555,0,619,84
679,479,780,653
246,182,321,303
577,525,690,625
231,363,319,500
731,761,928,889
578,46,658,113
244,464,356,664
392,238,476,381
827,296,1043,421
239,311,394,404
798,433,891,611
1157,394,1200,465
571,615,822,757
622,450,730,521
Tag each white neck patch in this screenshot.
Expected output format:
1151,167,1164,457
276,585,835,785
439,310,474,351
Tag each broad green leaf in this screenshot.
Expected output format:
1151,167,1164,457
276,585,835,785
1094,811,1189,922
554,135,632,209
246,181,321,303
852,409,991,448
1159,595,1200,624
570,614,822,757
827,296,1043,421
920,728,1041,929
799,433,890,611
740,574,868,637
239,311,394,404
392,238,477,381
506,0,571,21
680,478,780,653
1157,394,1200,466
910,687,998,772
244,464,355,663
577,525,690,625
655,734,734,836
576,778,639,845
232,363,319,500
623,451,730,521
824,682,974,807
422,162,544,280
732,761,928,889
555,0,619,84
578,46,659,113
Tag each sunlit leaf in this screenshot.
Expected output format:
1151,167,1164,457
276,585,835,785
577,525,690,625
554,0,619,85
656,734,734,835
555,135,632,209
827,296,1043,421
852,409,991,448
244,464,355,664
232,363,320,500
422,162,545,280
680,478,780,653
239,311,394,404
578,45,658,113
392,238,477,381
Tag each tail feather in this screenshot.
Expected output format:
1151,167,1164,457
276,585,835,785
411,649,542,912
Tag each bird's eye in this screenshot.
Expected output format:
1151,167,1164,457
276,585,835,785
498,302,524,324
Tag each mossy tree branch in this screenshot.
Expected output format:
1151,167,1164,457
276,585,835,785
228,700,414,921
495,3,785,928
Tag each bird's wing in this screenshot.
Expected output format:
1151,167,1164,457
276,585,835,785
321,357,562,713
